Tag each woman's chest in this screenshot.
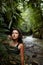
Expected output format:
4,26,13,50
8,45,20,54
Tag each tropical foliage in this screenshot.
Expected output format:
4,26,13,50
0,0,43,33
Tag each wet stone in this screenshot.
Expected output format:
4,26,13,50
23,35,43,65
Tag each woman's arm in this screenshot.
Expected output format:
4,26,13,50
18,44,24,65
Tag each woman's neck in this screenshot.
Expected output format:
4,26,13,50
12,39,18,44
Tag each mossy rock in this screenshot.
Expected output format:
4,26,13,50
33,32,40,38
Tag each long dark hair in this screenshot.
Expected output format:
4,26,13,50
9,28,23,43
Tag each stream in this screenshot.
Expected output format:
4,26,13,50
23,35,43,65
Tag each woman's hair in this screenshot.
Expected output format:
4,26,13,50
9,28,23,43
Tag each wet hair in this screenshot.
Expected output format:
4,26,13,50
9,28,23,43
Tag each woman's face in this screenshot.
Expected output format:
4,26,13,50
11,30,19,40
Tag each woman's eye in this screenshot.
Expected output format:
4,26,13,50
16,33,18,34
12,32,18,34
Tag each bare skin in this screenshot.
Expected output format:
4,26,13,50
18,44,24,65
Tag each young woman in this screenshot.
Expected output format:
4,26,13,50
8,28,24,65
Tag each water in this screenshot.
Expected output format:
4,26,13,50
23,35,43,65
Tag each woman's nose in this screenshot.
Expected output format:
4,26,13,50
13,34,15,36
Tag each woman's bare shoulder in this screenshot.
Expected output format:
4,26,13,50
18,43,24,49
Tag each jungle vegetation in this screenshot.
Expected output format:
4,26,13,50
0,0,43,37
